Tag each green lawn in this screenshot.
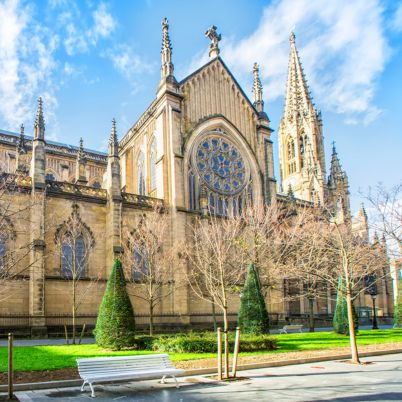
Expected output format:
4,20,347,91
0,329,401,373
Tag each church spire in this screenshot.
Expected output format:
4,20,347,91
284,32,314,122
108,118,119,157
34,97,45,140
161,17,174,79
328,142,346,188
252,62,264,113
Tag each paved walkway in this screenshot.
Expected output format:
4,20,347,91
13,353,402,401
0,325,393,347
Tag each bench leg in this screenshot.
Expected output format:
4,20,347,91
172,375,180,389
89,382,95,398
81,380,87,392
160,375,167,384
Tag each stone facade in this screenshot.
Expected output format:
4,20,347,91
0,22,393,334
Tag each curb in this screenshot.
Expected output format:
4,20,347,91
1,348,402,393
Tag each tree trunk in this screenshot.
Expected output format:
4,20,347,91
72,279,76,345
346,288,360,364
211,299,217,332
223,307,229,379
308,297,315,332
149,304,154,336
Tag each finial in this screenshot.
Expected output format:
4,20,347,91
332,141,336,153
109,118,119,157
161,17,174,79
289,31,296,44
77,137,86,163
205,25,221,58
34,97,45,140
17,123,27,154
252,62,264,113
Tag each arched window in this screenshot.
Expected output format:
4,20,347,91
132,247,149,282
0,237,6,269
188,171,196,210
149,139,157,192
137,152,146,195
61,235,86,278
287,138,296,175
46,173,55,181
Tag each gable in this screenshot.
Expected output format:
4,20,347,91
180,58,259,145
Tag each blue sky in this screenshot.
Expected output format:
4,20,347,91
0,0,401,215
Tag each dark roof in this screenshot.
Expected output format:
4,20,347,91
0,129,108,162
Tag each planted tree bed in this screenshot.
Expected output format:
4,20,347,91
1,341,401,385
0,330,401,384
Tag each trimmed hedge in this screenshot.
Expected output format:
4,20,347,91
94,259,136,350
131,332,276,353
238,264,270,334
333,278,358,335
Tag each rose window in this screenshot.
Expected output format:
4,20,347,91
194,135,247,195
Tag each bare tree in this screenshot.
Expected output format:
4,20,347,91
0,173,45,303
54,203,97,344
123,206,176,336
364,182,402,258
184,213,246,378
286,208,387,364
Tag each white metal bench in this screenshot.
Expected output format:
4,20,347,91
279,324,303,334
77,354,185,397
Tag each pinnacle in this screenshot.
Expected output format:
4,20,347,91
34,96,45,139
109,118,119,157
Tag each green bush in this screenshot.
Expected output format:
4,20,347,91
150,332,276,353
94,259,136,350
238,264,270,334
333,278,358,335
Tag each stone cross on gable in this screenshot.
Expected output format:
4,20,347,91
205,25,221,58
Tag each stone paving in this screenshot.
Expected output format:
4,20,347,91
13,353,402,401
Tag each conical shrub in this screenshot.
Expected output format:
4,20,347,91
333,278,358,335
238,264,270,334
95,259,136,350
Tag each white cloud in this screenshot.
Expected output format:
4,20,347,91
62,2,116,56
391,3,402,32
102,45,156,93
188,0,390,125
91,3,116,40
0,0,59,137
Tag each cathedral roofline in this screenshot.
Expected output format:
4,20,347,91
179,56,268,124
0,129,107,163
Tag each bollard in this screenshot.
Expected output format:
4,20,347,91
231,327,241,378
217,327,222,380
8,333,13,400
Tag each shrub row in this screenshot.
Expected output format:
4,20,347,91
131,332,276,353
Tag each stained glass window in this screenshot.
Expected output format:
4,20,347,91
137,152,146,195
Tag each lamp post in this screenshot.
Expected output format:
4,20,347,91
371,294,379,330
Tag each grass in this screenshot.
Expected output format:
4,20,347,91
0,329,401,373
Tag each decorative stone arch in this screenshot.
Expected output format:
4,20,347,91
45,168,59,182
54,204,95,278
88,177,102,188
183,116,263,215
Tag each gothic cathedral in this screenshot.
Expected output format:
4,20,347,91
0,20,393,334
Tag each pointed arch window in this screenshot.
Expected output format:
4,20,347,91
61,235,87,278
0,237,6,270
150,139,157,192
137,152,146,196
188,170,196,210
132,247,149,282
287,138,296,175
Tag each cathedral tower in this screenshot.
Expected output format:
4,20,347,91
278,33,326,204
327,142,350,222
